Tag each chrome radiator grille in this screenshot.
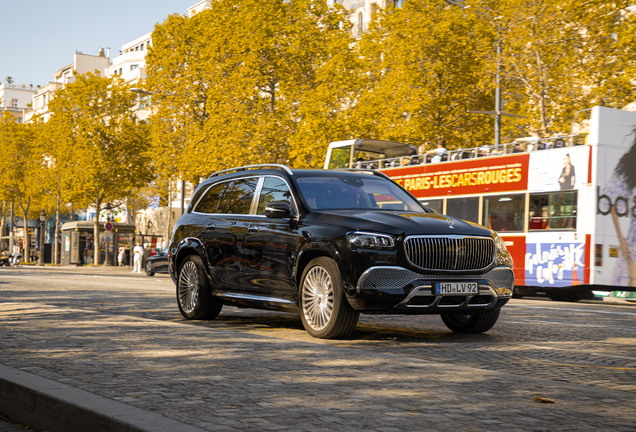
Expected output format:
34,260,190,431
404,236,495,271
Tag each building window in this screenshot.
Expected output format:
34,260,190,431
119,68,122,75
131,65,139,71
358,12,364,35
12,99,18,108
141,43,145,50
135,46,139,51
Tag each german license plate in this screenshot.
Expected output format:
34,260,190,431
436,282,478,295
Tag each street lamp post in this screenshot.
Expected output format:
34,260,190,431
38,210,46,266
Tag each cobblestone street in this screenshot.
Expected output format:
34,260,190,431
1,266,635,431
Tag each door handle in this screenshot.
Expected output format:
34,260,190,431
247,226,258,233
206,224,216,231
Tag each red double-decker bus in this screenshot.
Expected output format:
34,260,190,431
325,106,636,301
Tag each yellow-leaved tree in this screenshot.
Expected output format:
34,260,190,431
0,112,44,262
48,72,151,265
146,0,356,176
350,1,496,150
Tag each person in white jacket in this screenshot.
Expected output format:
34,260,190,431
132,243,145,274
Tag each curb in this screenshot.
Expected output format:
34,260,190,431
0,364,205,432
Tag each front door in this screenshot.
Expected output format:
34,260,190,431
243,176,299,302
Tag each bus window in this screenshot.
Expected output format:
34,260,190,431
549,191,577,229
446,197,479,224
420,199,442,214
529,194,549,229
529,192,577,230
483,194,524,232
328,146,351,169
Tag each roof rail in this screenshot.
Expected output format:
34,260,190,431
333,168,391,181
208,164,294,178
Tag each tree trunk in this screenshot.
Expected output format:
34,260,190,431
22,208,30,264
54,199,61,265
93,198,101,265
0,201,6,251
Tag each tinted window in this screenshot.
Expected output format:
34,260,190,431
257,177,296,215
296,176,423,212
446,197,479,224
218,178,258,214
483,194,525,232
194,182,228,214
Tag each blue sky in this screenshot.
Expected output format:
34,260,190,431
2,1,193,87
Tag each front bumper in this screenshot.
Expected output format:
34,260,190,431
347,266,514,313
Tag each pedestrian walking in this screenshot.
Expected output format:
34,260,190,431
117,247,125,267
132,242,144,274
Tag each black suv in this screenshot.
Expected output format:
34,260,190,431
168,165,514,338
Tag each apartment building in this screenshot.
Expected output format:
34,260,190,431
27,50,111,122
337,0,404,36
107,33,152,85
0,82,37,123
188,0,213,16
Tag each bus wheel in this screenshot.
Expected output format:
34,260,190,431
547,291,578,302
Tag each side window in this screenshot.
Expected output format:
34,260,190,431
193,182,228,214
257,177,296,214
446,197,479,224
218,178,258,214
483,194,525,232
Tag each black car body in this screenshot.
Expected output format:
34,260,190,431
168,165,514,338
145,247,169,276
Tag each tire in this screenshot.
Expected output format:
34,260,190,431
441,309,501,333
299,257,359,339
145,261,155,277
177,255,223,320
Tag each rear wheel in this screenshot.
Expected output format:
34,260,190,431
441,309,501,333
177,255,222,320
299,257,359,339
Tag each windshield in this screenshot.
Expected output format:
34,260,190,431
296,176,425,212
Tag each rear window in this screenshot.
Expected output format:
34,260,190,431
296,176,423,212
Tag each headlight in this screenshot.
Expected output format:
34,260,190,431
346,231,395,249
492,231,512,267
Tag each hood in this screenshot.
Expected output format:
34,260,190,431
309,210,492,237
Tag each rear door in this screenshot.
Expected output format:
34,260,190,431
212,177,259,291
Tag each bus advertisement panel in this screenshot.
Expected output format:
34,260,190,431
592,107,636,291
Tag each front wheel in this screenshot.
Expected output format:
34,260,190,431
441,309,501,333
177,255,223,320
145,261,155,276
299,257,359,339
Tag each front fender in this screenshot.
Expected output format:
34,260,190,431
295,237,356,296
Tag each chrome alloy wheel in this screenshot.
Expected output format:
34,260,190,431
302,265,334,331
178,261,199,314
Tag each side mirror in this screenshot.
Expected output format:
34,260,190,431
265,202,294,219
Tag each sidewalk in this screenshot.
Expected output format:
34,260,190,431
1,299,635,432
6,263,170,277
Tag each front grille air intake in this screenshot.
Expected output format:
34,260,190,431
404,236,495,271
